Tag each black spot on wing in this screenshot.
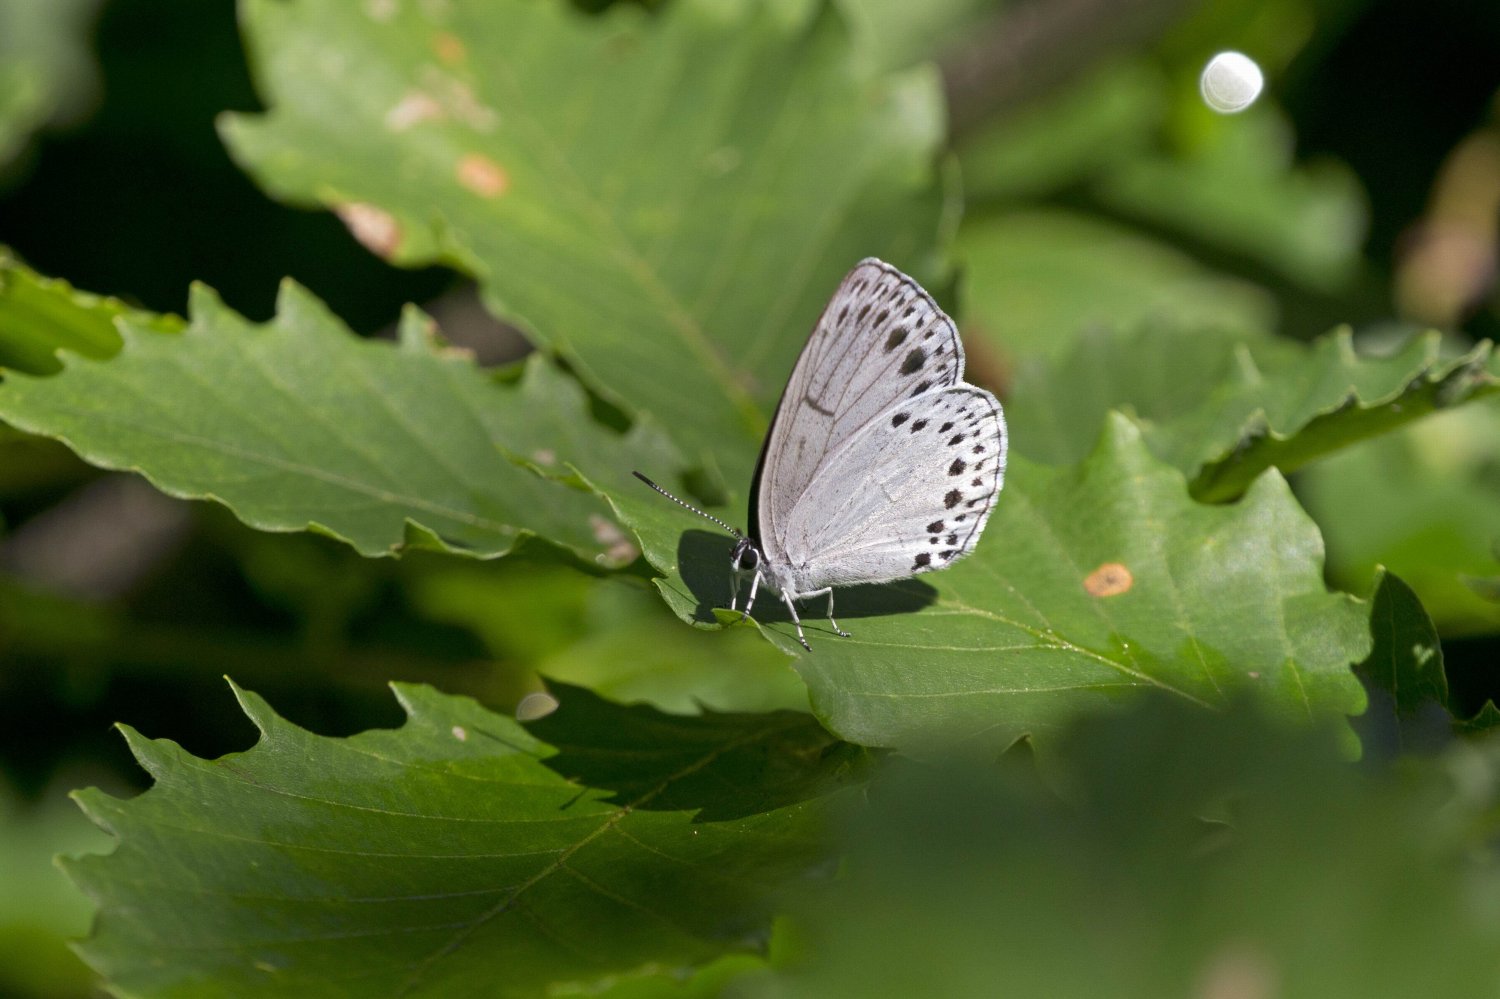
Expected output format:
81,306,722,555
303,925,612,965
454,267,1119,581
926,520,944,533
949,458,967,476
944,489,962,509
911,419,928,432
884,327,908,351
901,348,926,375
913,552,932,570
891,412,909,427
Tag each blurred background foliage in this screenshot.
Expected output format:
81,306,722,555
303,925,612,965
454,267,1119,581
1,0,1498,995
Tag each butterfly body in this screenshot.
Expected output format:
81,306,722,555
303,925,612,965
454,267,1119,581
638,257,1006,651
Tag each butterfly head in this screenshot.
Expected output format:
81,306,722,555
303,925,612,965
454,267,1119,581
730,536,760,572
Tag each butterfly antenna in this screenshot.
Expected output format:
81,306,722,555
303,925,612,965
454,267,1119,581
632,472,744,539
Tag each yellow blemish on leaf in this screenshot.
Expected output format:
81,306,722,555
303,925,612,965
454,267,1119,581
432,31,466,64
451,725,467,741
456,153,508,197
334,203,402,258
1084,561,1133,597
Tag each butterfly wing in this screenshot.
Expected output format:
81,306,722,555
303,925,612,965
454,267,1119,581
780,385,1005,589
751,258,1007,588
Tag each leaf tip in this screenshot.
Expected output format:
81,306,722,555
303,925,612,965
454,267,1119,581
226,677,280,737
186,281,227,321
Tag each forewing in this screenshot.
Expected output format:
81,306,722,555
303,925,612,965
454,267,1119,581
752,259,964,553
779,385,1007,589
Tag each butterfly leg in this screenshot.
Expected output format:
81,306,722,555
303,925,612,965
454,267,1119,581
781,590,812,652
740,569,762,622
797,587,850,638
822,587,851,638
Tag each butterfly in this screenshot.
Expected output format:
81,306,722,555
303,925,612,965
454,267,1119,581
636,258,1007,650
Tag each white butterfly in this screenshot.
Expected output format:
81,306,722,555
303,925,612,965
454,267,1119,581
637,258,1007,650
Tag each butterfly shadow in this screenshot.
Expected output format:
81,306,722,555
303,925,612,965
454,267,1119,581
675,529,938,628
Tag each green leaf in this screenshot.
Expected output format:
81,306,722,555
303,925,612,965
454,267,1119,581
0,251,180,374
957,60,1165,206
1353,569,1452,753
410,561,811,714
221,0,950,483
1007,323,1500,502
1357,569,1448,714
0,0,100,167
1092,104,1368,293
763,697,1500,998
64,681,845,997
527,682,869,822
1302,401,1500,636
838,0,998,73
0,275,680,565
0,791,109,998
629,415,1369,755
957,209,1275,360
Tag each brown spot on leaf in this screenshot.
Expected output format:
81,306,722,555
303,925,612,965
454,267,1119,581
1084,562,1133,598
335,203,402,258
457,153,509,197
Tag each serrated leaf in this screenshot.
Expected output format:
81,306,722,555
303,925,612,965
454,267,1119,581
64,681,845,997
0,252,180,374
1007,323,1500,502
626,415,1369,755
1302,401,1500,636
0,273,679,565
527,682,869,822
221,0,949,483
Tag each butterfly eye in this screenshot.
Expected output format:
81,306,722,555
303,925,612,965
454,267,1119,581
731,538,759,571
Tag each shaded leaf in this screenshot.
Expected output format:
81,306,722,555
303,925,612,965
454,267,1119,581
528,682,870,822
1357,569,1448,714
627,415,1369,755
1007,323,1500,501
1302,400,1500,636
760,697,1500,998
0,790,109,998
222,0,950,483
0,0,101,167
1092,105,1368,294
0,252,179,374
1353,568,1452,755
64,681,843,997
407,554,810,716
0,275,678,565
957,60,1165,206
